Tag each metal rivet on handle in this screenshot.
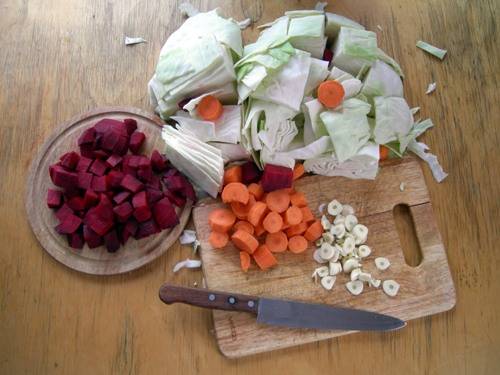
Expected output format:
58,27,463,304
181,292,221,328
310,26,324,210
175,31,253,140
228,297,236,304
208,294,216,301
247,300,255,308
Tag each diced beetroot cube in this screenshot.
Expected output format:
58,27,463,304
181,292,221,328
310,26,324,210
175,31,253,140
129,131,145,154
106,170,124,188
146,175,161,190
60,152,80,170
47,189,62,208
91,175,108,192
92,149,109,160
63,186,81,199
49,163,61,181
51,166,79,189
137,156,151,169
77,172,93,190
100,129,121,151
163,174,184,192
84,206,113,236
94,118,126,136
76,156,93,172
123,118,137,135
120,174,144,193
151,150,168,172
83,225,103,248
113,191,131,205
163,168,178,178
105,154,122,168
67,196,85,211
241,161,262,184
89,159,107,176
99,193,114,209
137,166,153,183
132,191,151,222
113,135,129,156
55,204,74,222
181,176,196,201
113,202,133,223
128,155,141,168
135,219,159,239
79,144,94,158
164,190,186,207
67,231,84,249
261,164,293,192
146,188,164,204
121,219,138,244
153,198,179,229
84,189,99,208
322,48,333,63
55,213,82,234
78,127,96,146
104,229,120,252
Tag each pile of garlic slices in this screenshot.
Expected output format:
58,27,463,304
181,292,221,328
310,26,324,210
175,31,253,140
312,199,400,297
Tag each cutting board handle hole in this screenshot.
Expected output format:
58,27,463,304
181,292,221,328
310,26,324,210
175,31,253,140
393,204,422,267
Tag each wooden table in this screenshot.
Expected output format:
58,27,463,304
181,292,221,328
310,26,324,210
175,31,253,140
1,0,498,373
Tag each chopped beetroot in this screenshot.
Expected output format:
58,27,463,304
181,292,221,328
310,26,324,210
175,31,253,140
94,119,126,136
67,231,84,249
92,149,109,160
137,166,153,183
261,164,293,192
60,152,80,170
106,170,124,188
120,174,143,193
100,129,122,151
91,175,108,192
241,161,262,184
128,155,142,168
146,188,163,204
151,150,167,172
84,206,113,236
137,156,151,169
55,204,74,222
121,219,138,244
77,172,93,190
67,196,85,211
132,191,151,222
89,159,107,176
153,198,179,229
146,175,161,190
55,213,82,234
163,174,184,192
123,118,137,135
76,156,93,172
164,189,186,207
84,190,99,208
113,202,133,223
322,48,333,63
113,135,129,156
105,154,122,168
79,144,94,158
104,229,120,252
47,189,62,208
135,219,159,239
78,127,96,146
51,166,79,189
129,131,145,154
83,225,103,248
112,191,130,205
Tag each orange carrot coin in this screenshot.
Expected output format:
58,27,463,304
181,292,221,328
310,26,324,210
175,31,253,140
317,80,345,108
262,211,283,234
208,208,236,232
265,231,288,253
288,235,308,253
222,182,249,204
208,231,229,249
197,95,223,121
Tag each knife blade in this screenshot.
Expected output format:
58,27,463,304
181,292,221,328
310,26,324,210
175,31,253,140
159,284,405,332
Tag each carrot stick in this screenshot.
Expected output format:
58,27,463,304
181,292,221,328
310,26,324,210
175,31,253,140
247,183,264,200
233,220,254,235
262,211,283,234
247,201,268,227
300,206,315,222
265,231,288,253
265,190,291,213
240,251,251,272
288,235,308,253
231,195,256,220
380,145,390,161
208,208,236,233
285,205,303,226
290,192,307,207
222,182,249,204
285,222,308,237
208,231,229,249
197,95,223,121
254,223,266,237
253,245,278,270
317,80,345,109
293,163,305,180
223,165,242,185
304,220,323,241
231,230,259,254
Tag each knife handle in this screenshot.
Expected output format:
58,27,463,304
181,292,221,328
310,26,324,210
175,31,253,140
159,284,258,314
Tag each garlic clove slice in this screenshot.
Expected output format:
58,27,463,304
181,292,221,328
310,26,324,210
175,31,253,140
319,243,335,260
344,214,358,231
350,268,361,281
357,245,372,258
331,223,346,238
346,280,364,295
342,258,359,273
321,215,332,230
333,215,345,225
329,261,342,275
370,278,381,288
342,204,355,216
375,257,390,271
352,224,368,239
343,236,355,255
313,249,328,263
382,280,400,297
322,232,334,244
327,199,343,216
315,266,330,278
321,275,336,290
358,271,372,282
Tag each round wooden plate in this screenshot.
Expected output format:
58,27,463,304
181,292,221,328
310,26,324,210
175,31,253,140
26,107,192,275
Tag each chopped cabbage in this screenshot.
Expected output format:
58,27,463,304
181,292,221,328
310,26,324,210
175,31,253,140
287,14,327,58
373,96,413,145
361,60,404,97
331,27,378,76
416,40,447,60
325,12,365,38
408,141,448,182
399,118,434,153
329,67,363,99
304,58,330,95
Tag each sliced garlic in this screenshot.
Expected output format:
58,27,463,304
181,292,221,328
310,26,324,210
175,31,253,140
331,223,346,239
382,280,400,297
329,261,342,275
322,232,334,244
350,268,361,281
354,234,367,245
342,258,359,273
321,215,332,230
352,224,368,240
315,238,324,247
370,278,381,288
330,247,340,262
313,249,328,263
321,275,336,290
375,257,390,271
399,182,405,192
327,199,343,216
343,236,355,255
319,243,336,260
358,272,372,282
342,204,355,216
318,203,326,215
346,280,364,295
344,214,358,231
357,245,372,258
315,266,329,278
333,215,345,225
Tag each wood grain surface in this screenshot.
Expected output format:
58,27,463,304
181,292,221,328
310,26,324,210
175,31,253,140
193,157,456,357
0,0,499,374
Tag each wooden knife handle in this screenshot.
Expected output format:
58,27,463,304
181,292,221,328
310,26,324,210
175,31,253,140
159,284,259,314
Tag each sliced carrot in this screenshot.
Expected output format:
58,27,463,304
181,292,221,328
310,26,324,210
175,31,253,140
304,220,323,241
300,206,315,222
265,190,291,213
208,208,236,233
262,211,283,234
293,163,305,180
265,231,288,253
290,192,307,207
317,80,345,109
247,183,264,200
254,223,266,237
231,230,259,254
283,188,295,194
380,145,390,161
286,222,308,237
231,195,256,220
247,201,268,227
223,165,242,185
197,95,223,121
233,220,254,235
208,231,229,249
222,182,249,204
253,245,278,270
240,251,251,272
281,213,291,230
285,205,303,226
288,235,308,253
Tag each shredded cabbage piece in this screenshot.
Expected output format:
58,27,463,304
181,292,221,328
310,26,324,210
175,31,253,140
408,141,448,182
416,40,447,60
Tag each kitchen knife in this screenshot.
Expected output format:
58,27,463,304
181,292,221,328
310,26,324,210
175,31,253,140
159,284,405,332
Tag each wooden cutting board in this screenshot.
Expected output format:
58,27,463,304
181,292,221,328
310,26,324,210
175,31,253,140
192,157,456,358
